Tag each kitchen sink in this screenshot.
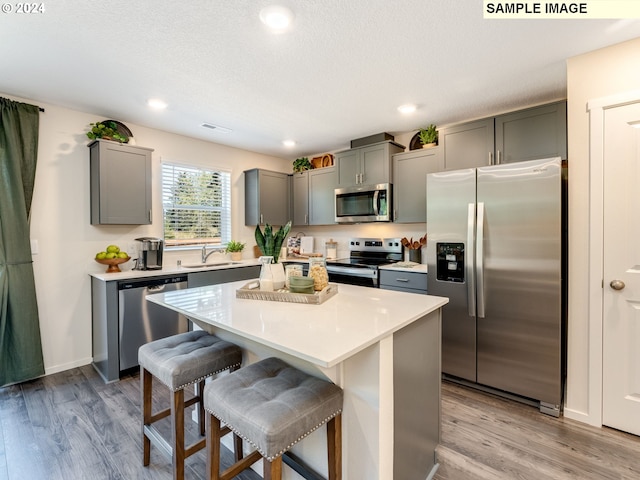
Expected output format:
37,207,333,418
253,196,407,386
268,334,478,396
181,262,242,269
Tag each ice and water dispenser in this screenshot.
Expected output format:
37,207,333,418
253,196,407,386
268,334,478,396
436,243,465,282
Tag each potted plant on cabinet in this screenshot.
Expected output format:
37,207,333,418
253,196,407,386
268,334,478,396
86,120,129,143
292,157,312,172
418,124,438,148
226,240,245,261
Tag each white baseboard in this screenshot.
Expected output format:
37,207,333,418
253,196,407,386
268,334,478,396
44,357,93,376
563,407,602,427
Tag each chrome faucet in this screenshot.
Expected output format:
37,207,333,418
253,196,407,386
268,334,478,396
201,244,222,263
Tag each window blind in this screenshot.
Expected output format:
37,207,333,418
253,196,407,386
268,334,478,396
161,162,231,248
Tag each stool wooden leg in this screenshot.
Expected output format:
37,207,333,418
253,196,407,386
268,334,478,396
141,368,153,466
263,457,282,480
172,388,185,480
196,380,206,436
327,414,342,480
233,433,243,462
206,413,222,480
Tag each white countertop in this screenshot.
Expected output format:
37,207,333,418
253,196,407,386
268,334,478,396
89,259,261,281
146,280,447,368
379,263,428,273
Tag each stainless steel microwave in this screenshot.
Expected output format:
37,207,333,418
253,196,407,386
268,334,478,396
335,183,392,223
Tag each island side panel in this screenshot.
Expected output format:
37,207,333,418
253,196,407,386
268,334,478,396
393,309,442,479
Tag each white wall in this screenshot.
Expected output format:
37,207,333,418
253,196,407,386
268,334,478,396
2,94,291,375
565,37,640,424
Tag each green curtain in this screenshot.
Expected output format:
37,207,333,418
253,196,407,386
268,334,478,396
0,97,44,386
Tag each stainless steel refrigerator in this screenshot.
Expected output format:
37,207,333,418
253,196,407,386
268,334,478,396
426,157,563,416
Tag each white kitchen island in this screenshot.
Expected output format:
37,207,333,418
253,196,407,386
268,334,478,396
146,280,448,480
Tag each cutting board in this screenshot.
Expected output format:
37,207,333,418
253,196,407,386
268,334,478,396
300,237,314,255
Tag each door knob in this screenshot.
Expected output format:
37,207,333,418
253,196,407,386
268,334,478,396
610,280,626,290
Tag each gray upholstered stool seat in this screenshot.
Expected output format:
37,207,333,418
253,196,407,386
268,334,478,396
138,330,242,480
204,356,344,480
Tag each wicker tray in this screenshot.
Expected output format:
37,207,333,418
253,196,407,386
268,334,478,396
236,282,338,304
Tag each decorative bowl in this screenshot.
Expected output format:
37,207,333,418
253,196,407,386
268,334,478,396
288,276,314,287
288,284,315,294
95,256,131,273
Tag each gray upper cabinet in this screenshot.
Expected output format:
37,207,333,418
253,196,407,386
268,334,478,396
244,168,290,226
440,118,495,171
292,172,309,226
440,100,567,170
392,147,443,223
336,141,404,187
495,101,567,163
89,140,153,225
291,166,337,226
309,166,337,225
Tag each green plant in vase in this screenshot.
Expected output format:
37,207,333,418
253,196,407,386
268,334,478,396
86,120,129,143
226,240,245,261
418,124,438,147
254,221,292,264
225,240,245,253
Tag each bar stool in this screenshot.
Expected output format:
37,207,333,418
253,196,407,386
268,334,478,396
138,330,243,480
203,356,344,480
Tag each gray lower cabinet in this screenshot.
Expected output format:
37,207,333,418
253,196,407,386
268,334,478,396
379,270,427,295
244,168,290,226
91,266,260,382
187,265,260,288
91,274,189,382
89,139,153,225
335,141,404,187
392,147,443,223
291,167,337,226
440,100,567,171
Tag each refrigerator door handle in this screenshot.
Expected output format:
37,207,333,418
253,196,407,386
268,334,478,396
467,203,476,317
476,202,486,318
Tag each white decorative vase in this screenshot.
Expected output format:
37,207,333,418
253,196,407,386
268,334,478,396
271,263,286,289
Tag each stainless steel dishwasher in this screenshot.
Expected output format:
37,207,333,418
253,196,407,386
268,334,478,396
117,275,189,372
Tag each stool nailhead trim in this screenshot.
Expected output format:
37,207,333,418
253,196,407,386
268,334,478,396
205,407,343,461
166,362,241,392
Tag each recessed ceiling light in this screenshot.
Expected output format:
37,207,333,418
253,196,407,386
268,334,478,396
147,98,168,110
398,104,417,114
282,139,296,147
260,5,294,32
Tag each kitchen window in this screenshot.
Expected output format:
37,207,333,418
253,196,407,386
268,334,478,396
161,162,231,249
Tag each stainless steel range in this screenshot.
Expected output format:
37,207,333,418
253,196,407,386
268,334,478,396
326,237,404,287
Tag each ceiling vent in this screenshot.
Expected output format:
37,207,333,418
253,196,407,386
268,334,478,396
201,123,232,134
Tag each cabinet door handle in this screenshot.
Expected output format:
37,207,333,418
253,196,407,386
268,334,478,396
496,150,502,165
395,278,409,283
489,152,493,166
260,213,263,224
305,213,308,224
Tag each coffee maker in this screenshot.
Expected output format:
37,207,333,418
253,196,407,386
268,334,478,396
134,237,163,270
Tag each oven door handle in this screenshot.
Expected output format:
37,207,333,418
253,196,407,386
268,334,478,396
326,266,377,278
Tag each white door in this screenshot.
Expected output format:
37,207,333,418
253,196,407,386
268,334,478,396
602,101,640,436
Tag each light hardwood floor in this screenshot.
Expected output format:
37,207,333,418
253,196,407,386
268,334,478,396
0,365,260,480
1,366,639,479
435,381,640,479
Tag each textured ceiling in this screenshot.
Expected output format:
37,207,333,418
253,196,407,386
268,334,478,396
2,1,640,158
